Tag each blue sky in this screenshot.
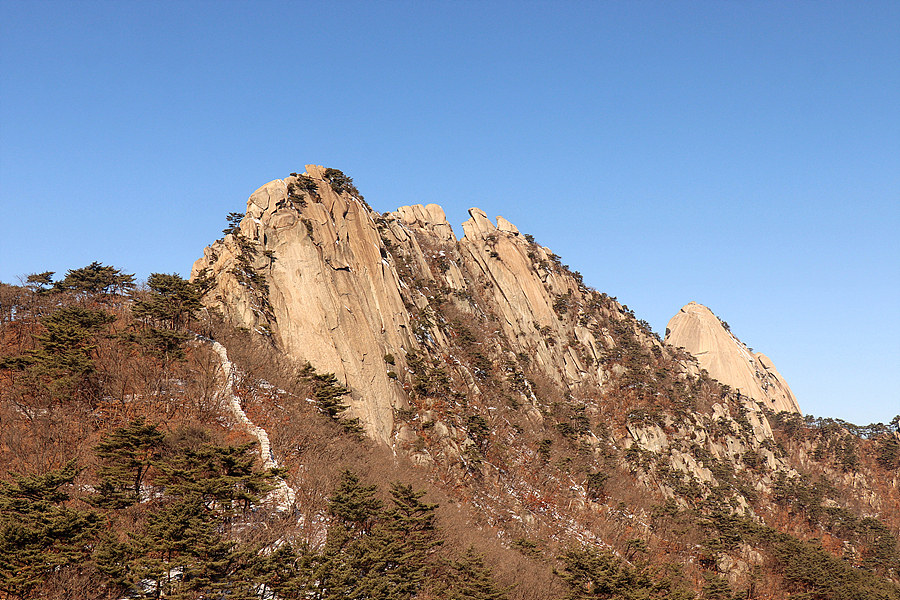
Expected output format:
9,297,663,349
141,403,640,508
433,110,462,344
2,1,898,424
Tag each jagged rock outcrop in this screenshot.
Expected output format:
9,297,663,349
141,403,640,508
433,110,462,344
192,167,802,456
664,302,801,414
192,166,640,444
192,166,415,444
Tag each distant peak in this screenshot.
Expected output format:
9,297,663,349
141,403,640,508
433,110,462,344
665,302,801,414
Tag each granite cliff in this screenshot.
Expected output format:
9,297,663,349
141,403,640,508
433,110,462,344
191,165,648,445
665,301,801,414
189,166,834,510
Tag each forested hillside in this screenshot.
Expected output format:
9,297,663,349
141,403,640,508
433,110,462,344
1,169,898,599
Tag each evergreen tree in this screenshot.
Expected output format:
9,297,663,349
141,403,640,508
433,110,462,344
301,471,444,600
558,546,697,600
701,573,733,600
132,273,204,331
223,212,244,236
119,433,280,598
0,461,101,597
154,438,278,514
327,469,383,533
25,271,55,293
0,305,115,402
300,364,362,433
93,418,165,508
53,261,135,295
129,325,192,361
442,546,510,600
241,542,315,599
877,434,900,470
289,173,319,195
381,482,442,593
129,494,243,599
34,306,115,400
347,482,441,599
323,167,359,196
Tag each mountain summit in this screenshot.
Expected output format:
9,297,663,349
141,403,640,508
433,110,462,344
192,165,653,445
665,301,801,414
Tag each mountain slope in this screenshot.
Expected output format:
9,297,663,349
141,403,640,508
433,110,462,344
0,166,897,599
186,166,899,595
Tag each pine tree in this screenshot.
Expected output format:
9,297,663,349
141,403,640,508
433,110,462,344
323,168,359,196
327,469,383,533
241,543,314,599
346,482,441,599
701,573,733,600
121,433,280,599
132,273,204,331
299,365,362,433
154,439,278,514
442,547,510,600
34,306,114,379
129,494,239,599
302,471,436,600
557,546,697,600
129,325,191,361
0,305,115,405
53,261,135,295
223,212,244,236
380,482,441,593
0,461,101,597
93,418,165,508
25,271,55,293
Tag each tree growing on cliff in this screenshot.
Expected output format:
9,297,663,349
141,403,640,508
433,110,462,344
323,168,361,198
300,363,361,433
288,173,319,202
223,212,244,236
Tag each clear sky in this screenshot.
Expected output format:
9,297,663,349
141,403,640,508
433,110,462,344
2,1,898,425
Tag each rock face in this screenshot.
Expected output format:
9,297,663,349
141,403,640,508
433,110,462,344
191,166,644,444
664,302,801,414
192,167,800,448
192,167,413,444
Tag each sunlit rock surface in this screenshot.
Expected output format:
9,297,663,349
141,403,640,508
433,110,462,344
664,301,801,414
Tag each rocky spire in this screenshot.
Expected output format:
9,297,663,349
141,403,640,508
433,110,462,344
664,302,801,414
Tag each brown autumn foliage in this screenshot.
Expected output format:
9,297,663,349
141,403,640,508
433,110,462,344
0,263,898,600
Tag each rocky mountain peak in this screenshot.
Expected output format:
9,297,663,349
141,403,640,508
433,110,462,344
664,301,801,414
191,167,658,445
